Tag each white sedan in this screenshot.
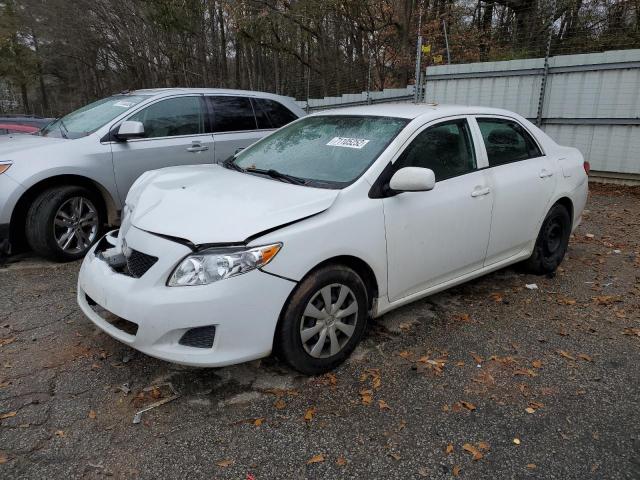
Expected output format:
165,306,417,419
77,104,588,374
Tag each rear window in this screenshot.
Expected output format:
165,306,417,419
253,98,298,129
209,96,257,132
477,118,543,166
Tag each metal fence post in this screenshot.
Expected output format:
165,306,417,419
536,0,556,127
367,51,373,105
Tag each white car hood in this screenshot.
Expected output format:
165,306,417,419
0,133,65,156
128,164,340,245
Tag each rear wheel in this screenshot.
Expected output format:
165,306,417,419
25,186,103,262
276,265,368,375
522,203,571,275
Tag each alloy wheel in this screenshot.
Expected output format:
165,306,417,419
53,196,99,254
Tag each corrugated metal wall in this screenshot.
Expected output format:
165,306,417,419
425,50,640,176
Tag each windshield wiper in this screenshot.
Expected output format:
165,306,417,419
245,167,307,185
58,119,69,139
223,157,244,172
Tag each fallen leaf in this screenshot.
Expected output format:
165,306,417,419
527,463,537,469
513,438,521,445
378,399,390,410
307,454,325,464
360,389,373,406
388,452,401,461
623,327,640,337
54,430,65,437
417,467,429,477
478,442,490,451
336,456,347,466
88,410,97,419
532,360,543,368
216,459,234,467
253,418,264,427
513,368,538,377
557,350,576,361
445,444,454,454
304,407,315,422
578,353,593,362
0,453,7,464
470,352,483,364
592,295,622,306
0,337,16,348
557,296,577,305
0,411,17,420
460,401,476,411
442,404,450,412
525,407,536,414
455,313,471,322
452,465,461,476
462,443,483,460
274,399,286,410
490,292,504,303
398,350,412,359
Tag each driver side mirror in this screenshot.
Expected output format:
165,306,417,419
116,120,145,141
389,167,436,193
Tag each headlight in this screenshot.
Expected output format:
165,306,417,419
0,162,12,175
168,243,282,287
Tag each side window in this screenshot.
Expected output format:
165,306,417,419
253,98,298,129
209,96,257,132
394,119,477,181
477,118,542,167
128,96,203,138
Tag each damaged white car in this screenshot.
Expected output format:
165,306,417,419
77,104,588,374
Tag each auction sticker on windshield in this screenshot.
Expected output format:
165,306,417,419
326,137,370,149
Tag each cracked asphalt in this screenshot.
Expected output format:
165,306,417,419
1,183,639,479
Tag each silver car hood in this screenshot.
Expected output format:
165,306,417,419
128,164,339,245
0,134,66,156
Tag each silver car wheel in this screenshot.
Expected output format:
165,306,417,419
54,196,99,254
300,283,359,358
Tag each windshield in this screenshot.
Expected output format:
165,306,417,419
232,115,409,188
41,94,150,139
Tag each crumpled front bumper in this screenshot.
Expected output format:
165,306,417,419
77,226,296,367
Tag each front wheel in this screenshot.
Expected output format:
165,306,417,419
276,265,369,375
25,186,103,262
522,203,571,275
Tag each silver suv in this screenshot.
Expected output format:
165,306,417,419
0,88,304,261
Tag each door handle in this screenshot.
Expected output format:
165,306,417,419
187,144,209,153
471,186,491,197
539,169,554,178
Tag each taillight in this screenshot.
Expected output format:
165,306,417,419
583,161,590,175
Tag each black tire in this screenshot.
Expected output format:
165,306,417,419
25,186,103,262
276,265,369,375
522,203,571,275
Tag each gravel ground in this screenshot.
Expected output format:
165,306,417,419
1,184,639,480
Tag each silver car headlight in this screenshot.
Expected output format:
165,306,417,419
167,243,282,287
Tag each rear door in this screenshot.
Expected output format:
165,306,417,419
205,96,266,163
111,95,214,201
474,116,557,265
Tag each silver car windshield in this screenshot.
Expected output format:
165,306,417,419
232,115,409,188
41,94,150,139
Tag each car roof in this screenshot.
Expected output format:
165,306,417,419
122,88,292,99
308,103,520,121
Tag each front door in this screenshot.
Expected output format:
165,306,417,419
111,95,214,202
383,118,494,302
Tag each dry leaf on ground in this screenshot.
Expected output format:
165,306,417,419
307,454,325,464
88,410,97,419
463,443,483,460
0,411,17,420
216,459,234,468
304,407,315,422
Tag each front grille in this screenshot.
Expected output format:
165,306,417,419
126,249,158,278
179,326,216,349
86,294,139,336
